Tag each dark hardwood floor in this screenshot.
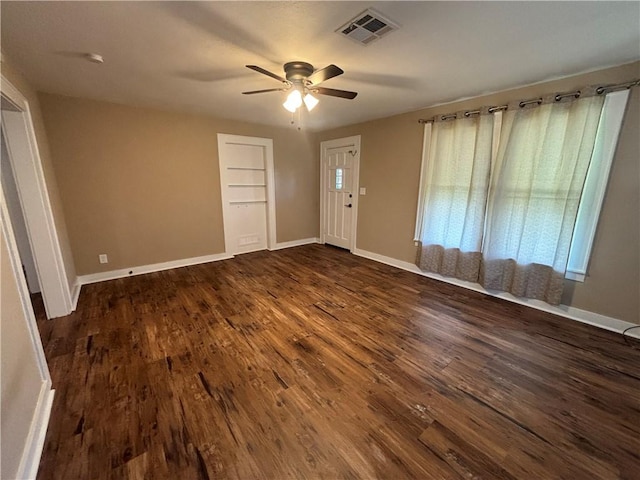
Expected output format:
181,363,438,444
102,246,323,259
35,244,640,479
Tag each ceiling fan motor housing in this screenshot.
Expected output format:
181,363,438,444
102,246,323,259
284,62,314,85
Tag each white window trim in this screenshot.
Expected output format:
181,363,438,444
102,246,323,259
566,90,630,282
413,122,432,243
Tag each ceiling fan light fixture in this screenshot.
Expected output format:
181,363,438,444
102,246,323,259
303,93,319,111
245,62,357,114
283,89,302,112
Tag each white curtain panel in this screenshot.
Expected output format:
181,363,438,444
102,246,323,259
481,95,605,304
417,113,494,281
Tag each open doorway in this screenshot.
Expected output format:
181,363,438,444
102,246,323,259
0,94,55,480
1,123,41,298
1,77,73,319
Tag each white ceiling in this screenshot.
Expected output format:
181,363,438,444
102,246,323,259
2,1,639,131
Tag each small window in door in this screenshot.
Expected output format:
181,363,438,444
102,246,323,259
335,168,344,190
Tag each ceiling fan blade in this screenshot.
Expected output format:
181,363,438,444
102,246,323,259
242,88,287,95
246,65,287,83
307,64,344,85
312,87,358,100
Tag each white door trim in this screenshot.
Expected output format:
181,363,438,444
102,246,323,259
1,75,73,318
217,133,276,255
320,135,361,252
0,189,52,382
1,185,55,479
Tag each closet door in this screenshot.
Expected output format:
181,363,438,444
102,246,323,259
217,134,276,255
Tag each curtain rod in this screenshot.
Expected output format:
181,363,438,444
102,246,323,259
417,78,639,124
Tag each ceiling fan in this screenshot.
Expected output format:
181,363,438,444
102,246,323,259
242,62,358,112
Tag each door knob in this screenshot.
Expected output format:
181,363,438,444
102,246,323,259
345,203,352,208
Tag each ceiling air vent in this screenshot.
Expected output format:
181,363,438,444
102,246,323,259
336,8,398,46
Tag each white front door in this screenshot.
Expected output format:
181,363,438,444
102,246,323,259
321,136,360,250
217,134,276,255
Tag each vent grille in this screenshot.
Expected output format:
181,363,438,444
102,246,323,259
336,8,398,46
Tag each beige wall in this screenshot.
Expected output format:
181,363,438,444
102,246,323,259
1,228,46,479
38,93,319,275
1,55,77,291
318,62,640,323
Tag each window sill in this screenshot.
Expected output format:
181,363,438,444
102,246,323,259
565,271,586,282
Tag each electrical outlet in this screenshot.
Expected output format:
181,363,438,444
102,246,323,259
359,187,367,195
99,254,108,264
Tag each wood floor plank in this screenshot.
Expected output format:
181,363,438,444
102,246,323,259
34,244,640,479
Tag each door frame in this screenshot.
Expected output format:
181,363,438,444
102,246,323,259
217,133,276,255
320,135,361,252
1,75,73,318
1,130,41,293
1,179,55,480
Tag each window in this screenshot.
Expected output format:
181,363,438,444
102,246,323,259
335,168,344,190
414,90,629,281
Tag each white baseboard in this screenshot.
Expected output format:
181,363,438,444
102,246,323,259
16,384,55,480
270,237,320,251
352,248,640,339
75,238,322,286
77,252,234,285
70,280,81,311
